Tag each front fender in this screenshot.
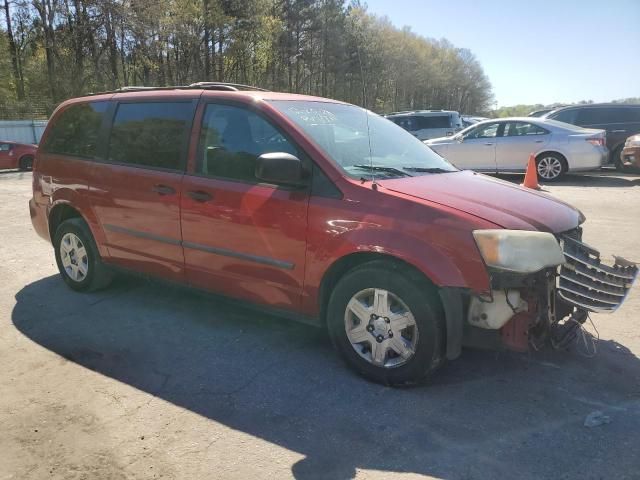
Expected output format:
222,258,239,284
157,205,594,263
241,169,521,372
301,199,493,317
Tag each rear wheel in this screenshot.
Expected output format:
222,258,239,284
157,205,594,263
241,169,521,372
612,145,626,171
54,218,114,292
536,153,566,181
327,261,445,386
19,155,33,171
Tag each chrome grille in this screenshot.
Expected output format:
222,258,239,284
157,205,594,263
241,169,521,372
558,235,638,313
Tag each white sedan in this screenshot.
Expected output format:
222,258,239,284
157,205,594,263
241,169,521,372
424,117,608,181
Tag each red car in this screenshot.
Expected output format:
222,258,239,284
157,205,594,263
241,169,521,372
29,83,637,386
0,140,37,170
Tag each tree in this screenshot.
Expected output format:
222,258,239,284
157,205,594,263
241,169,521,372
0,0,495,117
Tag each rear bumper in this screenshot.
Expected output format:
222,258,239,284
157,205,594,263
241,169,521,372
29,198,50,242
568,148,607,172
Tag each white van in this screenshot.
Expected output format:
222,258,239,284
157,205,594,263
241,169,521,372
385,110,463,141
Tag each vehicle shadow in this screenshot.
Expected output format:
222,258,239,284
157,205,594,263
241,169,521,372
12,275,640,479
494,172,640,188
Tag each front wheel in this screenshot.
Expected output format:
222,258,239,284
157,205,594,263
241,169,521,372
327,261,445,386
536,153,566,181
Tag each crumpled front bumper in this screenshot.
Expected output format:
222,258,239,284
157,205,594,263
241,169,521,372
557,234,638,313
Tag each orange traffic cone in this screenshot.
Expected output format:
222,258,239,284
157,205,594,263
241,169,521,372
521,153,541,190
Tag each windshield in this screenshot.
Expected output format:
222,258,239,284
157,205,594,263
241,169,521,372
269,100,457,179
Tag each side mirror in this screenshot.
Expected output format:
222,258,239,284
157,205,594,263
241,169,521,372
255,152,305,186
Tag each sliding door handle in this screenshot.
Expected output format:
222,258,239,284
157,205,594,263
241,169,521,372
152,184,176,196
187,190,213,202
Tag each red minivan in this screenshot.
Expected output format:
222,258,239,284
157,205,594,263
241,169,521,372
29,83,637,385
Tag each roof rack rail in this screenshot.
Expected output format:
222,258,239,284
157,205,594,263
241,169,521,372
87,82,269,96
385,110,417,116
188,82,270,92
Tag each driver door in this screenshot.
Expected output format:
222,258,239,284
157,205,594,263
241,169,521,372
445,122,500,172
180,102,310,311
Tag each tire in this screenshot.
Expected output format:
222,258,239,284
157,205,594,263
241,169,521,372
327,260,445,386
536,153,566,182
53,218,114,292
612,145,626,171
19,155,33,171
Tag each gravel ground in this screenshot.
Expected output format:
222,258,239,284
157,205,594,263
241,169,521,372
1,169,639,480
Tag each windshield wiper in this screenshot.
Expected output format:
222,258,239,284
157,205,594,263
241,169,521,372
352,165,412,177
402,167,454,173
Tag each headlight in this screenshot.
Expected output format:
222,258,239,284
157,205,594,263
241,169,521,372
473,230,565,274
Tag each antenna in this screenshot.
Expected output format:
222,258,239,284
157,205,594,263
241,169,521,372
354,27,376,189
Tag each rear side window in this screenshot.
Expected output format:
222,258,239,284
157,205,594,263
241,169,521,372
550,109,577,125
107,102,193,171
43,101,107,158
616,107,640,122
0,143,11,151
575,107,634,125
415,115,451,129
390,117,417,132
503,122,548,136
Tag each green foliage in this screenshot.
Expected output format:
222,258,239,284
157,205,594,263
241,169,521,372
491,98,640,118
0,0,494,119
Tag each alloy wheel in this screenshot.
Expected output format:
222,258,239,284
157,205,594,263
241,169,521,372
344,288,419,368
537,156,563,180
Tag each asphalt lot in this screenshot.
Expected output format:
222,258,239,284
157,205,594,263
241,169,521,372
1,169,639,480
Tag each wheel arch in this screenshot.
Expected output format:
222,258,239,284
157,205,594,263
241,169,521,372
48,202,84,241
18,153,34,166
318,251,439,327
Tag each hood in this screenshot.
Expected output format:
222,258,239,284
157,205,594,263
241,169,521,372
380,170,581,233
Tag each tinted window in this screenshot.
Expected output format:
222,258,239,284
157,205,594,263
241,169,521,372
550,109,577,125
108,102,193,170
43,101,107,158
629,108,640,122
616,107,640,122
390,117,417,132
0,143,11,151
198,104,299,182
415,115,451,129
503,122,548,136
464,122,499,139
575,108,612,125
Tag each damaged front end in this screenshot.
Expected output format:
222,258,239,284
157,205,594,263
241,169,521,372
462,227,638,354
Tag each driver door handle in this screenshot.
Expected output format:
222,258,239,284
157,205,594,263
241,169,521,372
187,190,213,202
484,142,494,146
152,184,176,196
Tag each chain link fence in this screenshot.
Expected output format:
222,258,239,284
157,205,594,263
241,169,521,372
0,97,54,121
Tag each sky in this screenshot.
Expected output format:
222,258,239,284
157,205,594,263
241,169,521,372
364,0,640,107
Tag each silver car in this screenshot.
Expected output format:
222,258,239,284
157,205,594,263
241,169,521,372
425,117,608,181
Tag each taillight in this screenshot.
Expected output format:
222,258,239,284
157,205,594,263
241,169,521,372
586,137,604,146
